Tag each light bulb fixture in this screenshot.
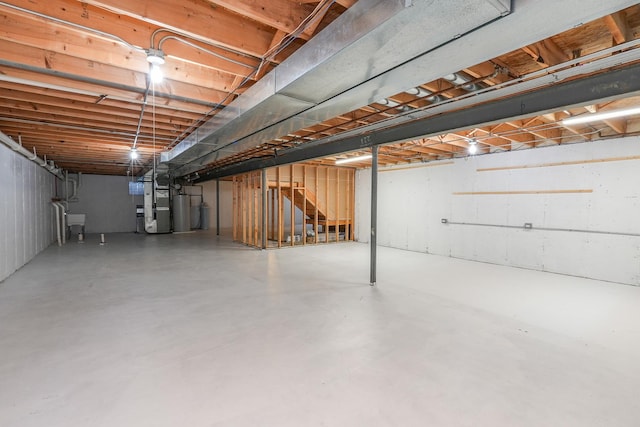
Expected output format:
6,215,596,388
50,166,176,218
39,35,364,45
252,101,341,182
335,154,373,165
146,48,165,65
130,147,139,159
146,48,165,83
467,139,478,155
149,64,164,84
562,106,640,126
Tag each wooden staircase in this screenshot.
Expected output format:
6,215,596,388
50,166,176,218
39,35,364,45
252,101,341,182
279,186,330,223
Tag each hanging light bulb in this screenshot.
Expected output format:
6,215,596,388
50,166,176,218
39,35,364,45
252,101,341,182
149,64,163,84
130,147,139,159
468,139,478,155
146,48,165,84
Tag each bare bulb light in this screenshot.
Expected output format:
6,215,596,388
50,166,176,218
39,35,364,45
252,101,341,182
149,64,163,84
468,140,478,155
130,147,139,159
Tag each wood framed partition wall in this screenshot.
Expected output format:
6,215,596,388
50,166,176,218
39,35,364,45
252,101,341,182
232,164,355,248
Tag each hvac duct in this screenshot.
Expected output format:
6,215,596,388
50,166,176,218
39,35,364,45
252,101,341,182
171,0,636,179
164,0,512,176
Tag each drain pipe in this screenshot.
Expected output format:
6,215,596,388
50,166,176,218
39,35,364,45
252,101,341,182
0,130,64,179
52,202,61,246
51,202,67,246
54,202,67,244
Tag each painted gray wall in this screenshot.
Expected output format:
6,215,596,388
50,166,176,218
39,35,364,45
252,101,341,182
356,136,640,285
69,174,142,233
0,143,56,282
202,180,233,233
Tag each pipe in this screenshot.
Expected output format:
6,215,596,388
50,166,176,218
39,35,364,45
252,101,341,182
68,177,78,202
216,179,220,236
370,146,378,286
52,202,61,246
0,130,64,179
58,203,66,244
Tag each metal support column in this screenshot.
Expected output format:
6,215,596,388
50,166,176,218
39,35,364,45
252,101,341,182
370,146,378,286
261,168,268,249
216,178,220,235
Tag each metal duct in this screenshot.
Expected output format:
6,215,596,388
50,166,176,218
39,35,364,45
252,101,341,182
164,0,511,175
169,0,635,179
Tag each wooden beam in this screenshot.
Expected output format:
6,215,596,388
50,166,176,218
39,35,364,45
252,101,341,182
0,40,229,104
3,0,259,77
603,118,627,134
521,38,571,67
204,0,310,40
81,0,274,58
604,11,631,45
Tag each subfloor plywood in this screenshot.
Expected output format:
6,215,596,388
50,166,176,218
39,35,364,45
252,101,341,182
1,233,639,426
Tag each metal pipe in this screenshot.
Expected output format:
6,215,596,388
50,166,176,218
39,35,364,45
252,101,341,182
59,203,66,244
52,202,61,246
216,178,220,236
157,36,257,70
370,146,378,286
443,220,640,238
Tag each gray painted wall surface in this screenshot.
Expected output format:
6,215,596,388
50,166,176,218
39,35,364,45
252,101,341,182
69,174,142,234
202,180,233,233
356,136,640,285
0,143,56,282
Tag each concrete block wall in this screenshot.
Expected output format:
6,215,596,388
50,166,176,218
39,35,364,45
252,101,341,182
355,136,640,285
0,144,56,282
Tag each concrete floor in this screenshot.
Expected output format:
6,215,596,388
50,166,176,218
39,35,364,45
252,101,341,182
1,232,640,427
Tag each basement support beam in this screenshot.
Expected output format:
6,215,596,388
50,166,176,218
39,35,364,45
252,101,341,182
370,146,378,287
216,179,220,236
195,62,640,181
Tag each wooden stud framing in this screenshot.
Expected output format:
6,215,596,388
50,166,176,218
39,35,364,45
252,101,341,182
277,166,282,248
290,164,295,247
335,169,340,243
314,166,319,244
302,165,307,245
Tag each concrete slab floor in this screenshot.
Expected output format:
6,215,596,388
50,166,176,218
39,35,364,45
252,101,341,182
1,232,639,427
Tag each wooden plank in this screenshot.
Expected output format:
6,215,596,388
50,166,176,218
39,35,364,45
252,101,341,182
242,174,248,244
290,164,295,246
604,11,631,45
314,166,319,244
232,175,237,241
270,183,275,241
205,0,310,40
254,172,259,247
346,168,351,241
4,0,258,77
81,0,274,58
302,165,307,245
477,155,640,172
350,169,355,241
277,167,282,248
453,189,593,195
325,166,329,244
0,39,229,104
335,168,340,243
